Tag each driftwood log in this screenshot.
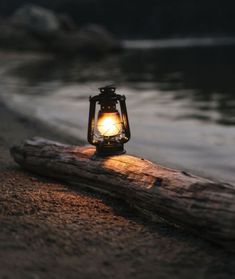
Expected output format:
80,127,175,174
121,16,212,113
11,137,235,249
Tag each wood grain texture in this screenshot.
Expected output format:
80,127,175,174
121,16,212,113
11,137,235,249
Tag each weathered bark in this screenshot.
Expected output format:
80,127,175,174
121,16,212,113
11,137,235,249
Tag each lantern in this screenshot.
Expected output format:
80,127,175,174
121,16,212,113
87,86,131,156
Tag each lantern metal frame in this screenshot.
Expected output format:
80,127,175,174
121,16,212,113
87,86,131,156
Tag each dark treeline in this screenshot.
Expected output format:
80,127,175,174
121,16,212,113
0,0,235,38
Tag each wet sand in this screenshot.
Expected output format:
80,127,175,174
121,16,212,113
1,103,235,278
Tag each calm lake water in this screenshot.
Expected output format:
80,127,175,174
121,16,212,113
1,40,235,183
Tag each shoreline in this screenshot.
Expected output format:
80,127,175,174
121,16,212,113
0,49,234,185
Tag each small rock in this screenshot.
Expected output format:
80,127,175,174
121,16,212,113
77,24,122,52
0,5,122,55
10,4,60,34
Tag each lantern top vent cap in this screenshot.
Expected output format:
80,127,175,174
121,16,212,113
99,85,116,95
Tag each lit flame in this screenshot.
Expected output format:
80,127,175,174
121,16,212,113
97,112,122,137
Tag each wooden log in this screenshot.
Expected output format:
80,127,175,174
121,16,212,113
10,137,235,249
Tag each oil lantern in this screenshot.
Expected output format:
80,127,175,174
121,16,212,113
87,86,131,156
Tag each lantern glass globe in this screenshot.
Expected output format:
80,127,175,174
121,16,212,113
97,111,122,137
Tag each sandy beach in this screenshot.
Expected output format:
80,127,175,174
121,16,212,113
1,102,235,278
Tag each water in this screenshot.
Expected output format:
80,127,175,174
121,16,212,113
0,40,235,183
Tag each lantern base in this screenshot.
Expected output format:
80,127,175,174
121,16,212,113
95,142,126,157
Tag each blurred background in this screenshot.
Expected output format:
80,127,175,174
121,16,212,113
1,0,235,38
0,0,235,183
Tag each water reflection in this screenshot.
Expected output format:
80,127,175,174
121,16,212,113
121,47,235,125
10,46,235,126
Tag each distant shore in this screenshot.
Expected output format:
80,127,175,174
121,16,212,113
123,36,235,49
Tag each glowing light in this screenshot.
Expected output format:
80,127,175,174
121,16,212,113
97,112,122,137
